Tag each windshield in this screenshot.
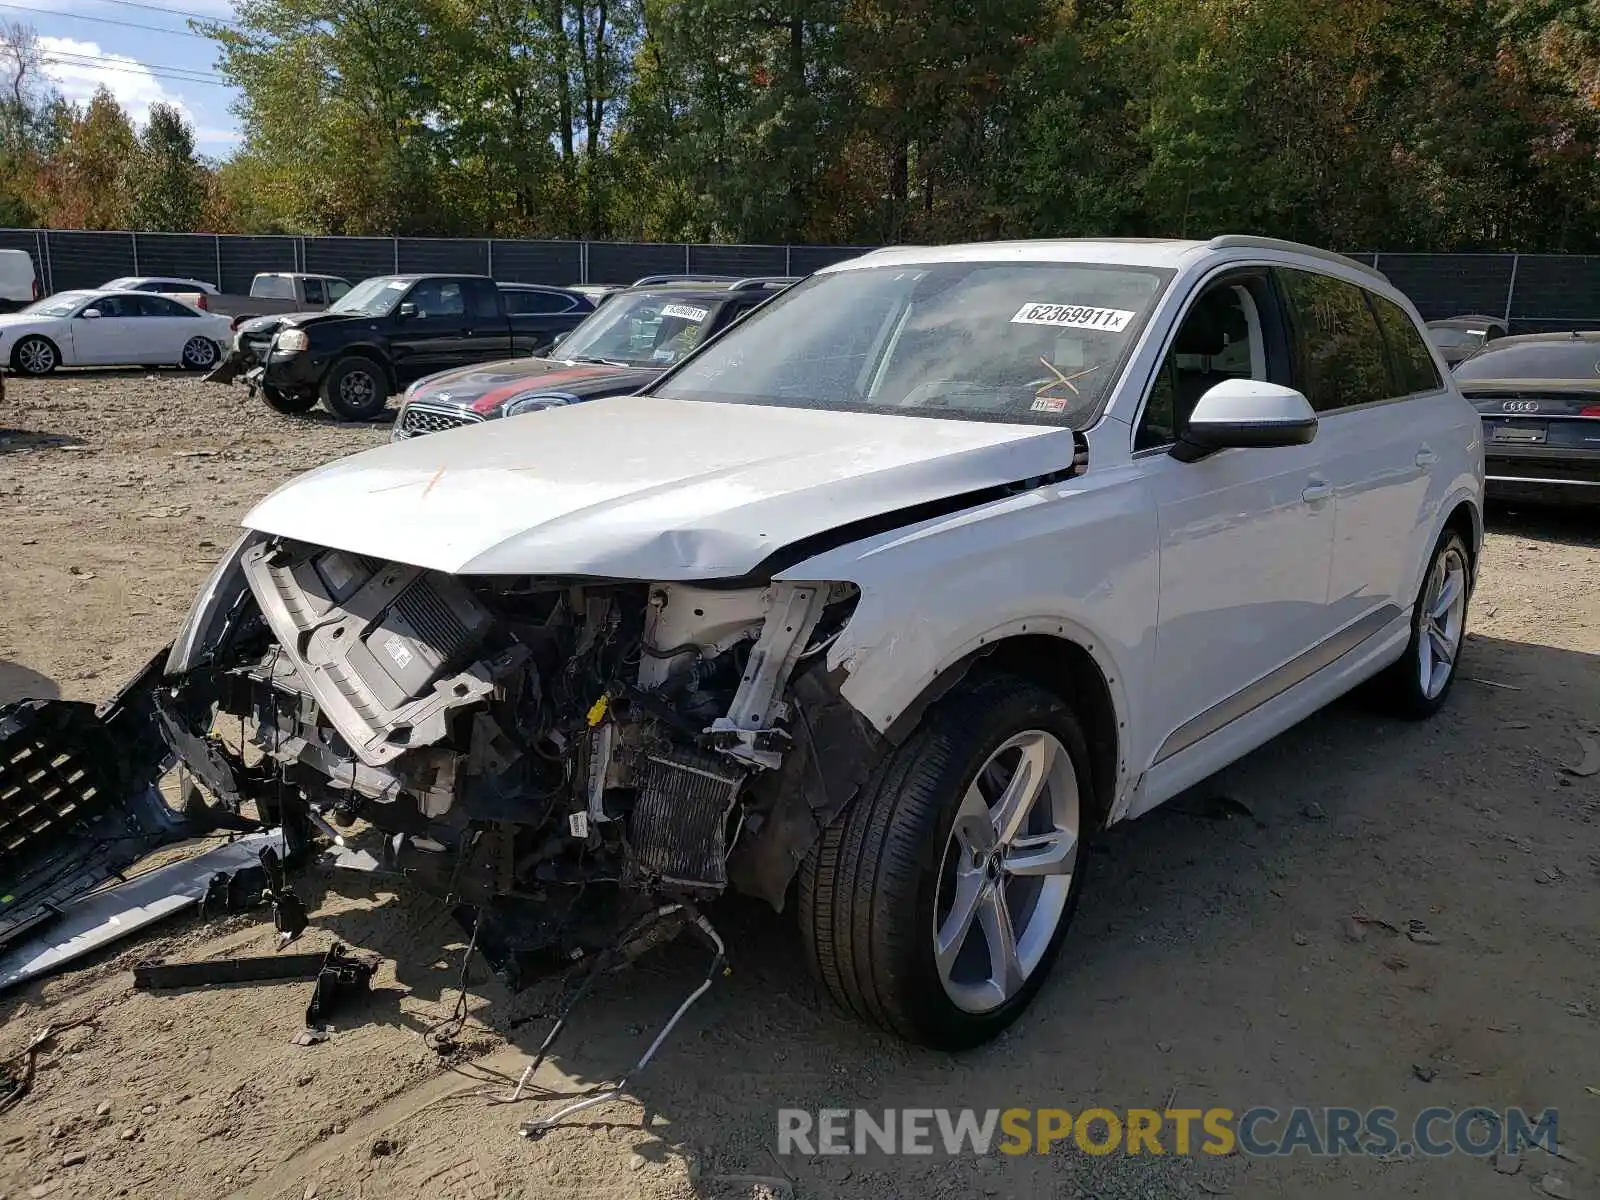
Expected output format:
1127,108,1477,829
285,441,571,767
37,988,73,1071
555,291,724,367
1454,341,1600,381
102,277,136,291
328,276,408,316
655,262,1168,427
23,292,91,317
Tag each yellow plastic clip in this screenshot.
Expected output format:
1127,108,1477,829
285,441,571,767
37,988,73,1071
586,695,609,727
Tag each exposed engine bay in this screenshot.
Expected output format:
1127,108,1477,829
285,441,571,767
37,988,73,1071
147,534,875,986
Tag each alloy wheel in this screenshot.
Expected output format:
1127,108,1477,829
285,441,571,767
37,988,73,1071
340,371,375,406
182,337,217,368
1418,546,1468,700
18,339,54,374
933,729,1080,1014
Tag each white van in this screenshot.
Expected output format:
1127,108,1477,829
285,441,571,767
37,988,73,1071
0,249,39,312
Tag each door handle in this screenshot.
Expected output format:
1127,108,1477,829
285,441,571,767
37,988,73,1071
1414,448,1437,468
1301,481,1332,504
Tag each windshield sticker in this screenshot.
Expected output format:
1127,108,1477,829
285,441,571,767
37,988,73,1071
661,304,708,323
1011,303,1135,332
1030,395,1069,413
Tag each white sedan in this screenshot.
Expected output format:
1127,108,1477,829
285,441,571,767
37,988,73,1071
0,289,235,375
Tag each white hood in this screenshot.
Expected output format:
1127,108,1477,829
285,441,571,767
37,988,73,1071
243,396,1075,579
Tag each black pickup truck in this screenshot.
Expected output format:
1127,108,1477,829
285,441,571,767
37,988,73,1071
208,274,594,420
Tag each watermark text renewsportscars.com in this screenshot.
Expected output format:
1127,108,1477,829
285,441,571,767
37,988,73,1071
777,1107,1559,1158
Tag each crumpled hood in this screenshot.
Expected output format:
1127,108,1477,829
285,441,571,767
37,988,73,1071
408,357,659,414
243,396,1074,579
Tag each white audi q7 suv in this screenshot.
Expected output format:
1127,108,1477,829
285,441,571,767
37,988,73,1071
8,236,1484,1050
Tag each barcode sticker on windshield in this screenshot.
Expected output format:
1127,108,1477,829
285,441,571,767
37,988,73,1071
1011,303,1134,332
661,304,708,322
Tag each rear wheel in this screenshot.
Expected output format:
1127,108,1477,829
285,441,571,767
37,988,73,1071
13,335,57,375
180,336,220,370
320,356,388,421
798,674,1092,1049
262,385,317,415
1372,528,1472,719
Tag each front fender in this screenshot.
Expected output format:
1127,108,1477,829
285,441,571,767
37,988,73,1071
775,472,1159,786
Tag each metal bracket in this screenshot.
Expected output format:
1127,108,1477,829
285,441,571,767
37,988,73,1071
708,584,828,769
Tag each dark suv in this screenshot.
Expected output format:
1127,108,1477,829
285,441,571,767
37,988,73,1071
391,276,795,439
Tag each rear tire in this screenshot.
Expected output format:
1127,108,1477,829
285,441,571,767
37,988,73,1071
262,385,317,415
797,673,1092,1049
1372,528,1472,720
320,356,388,421
180,336,220,371
13,335,57,376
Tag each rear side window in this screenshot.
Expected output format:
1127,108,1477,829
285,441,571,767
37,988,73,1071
1277,269,1392,412
504,289,577,315
138,295,194,317
1370,296,1443,395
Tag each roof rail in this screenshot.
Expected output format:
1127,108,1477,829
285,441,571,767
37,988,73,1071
1206,235,1388,281
630,273,742,287
729,276,801,290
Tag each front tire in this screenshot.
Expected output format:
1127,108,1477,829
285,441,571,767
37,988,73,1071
320,356,389,421
13,335,57,376
1373,528,1472,719
798,674,1092,1049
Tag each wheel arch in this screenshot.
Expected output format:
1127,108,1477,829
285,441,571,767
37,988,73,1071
1442,495,1481,568
877,629,1123,833
11,331,61,371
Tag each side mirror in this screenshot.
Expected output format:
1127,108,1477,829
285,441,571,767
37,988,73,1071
1171,379,1318,463
80,308,101,319
397,302,417,320
549,332,567,347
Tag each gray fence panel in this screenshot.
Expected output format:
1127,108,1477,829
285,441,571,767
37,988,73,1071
135,233,220,287
789,244,875,274
303,236,396,284
587,242,690,284
687,244,788,278
1506,255,1600,327
399,237,488,276
1372,253,1515,322
46,231,135,291
217,236,297,294
488,240,582,284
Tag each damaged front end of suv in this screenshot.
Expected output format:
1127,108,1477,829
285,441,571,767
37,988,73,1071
71,530,875,986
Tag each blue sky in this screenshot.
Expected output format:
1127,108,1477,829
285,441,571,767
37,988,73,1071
24,0,243,156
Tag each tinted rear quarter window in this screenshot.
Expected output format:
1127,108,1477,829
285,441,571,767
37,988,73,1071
138,295,194,317
1371,296,1443,394
1278,269,1392,412
505,289,577,315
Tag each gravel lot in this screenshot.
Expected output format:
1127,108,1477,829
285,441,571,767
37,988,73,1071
1,372,1597,1200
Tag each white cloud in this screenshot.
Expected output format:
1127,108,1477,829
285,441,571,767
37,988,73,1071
38,35,199,131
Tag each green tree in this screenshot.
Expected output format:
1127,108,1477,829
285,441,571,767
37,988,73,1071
125,102,205,231
35,87,136,229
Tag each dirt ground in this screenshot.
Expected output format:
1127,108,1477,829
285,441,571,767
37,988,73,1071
1,372,1597,1200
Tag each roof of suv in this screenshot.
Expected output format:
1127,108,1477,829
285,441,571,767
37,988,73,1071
830,236,1384,282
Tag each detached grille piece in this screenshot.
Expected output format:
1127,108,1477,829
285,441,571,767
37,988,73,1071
626,748,743,891
397,406,481,438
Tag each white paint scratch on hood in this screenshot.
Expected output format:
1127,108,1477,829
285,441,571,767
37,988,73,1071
243,396,1076,579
